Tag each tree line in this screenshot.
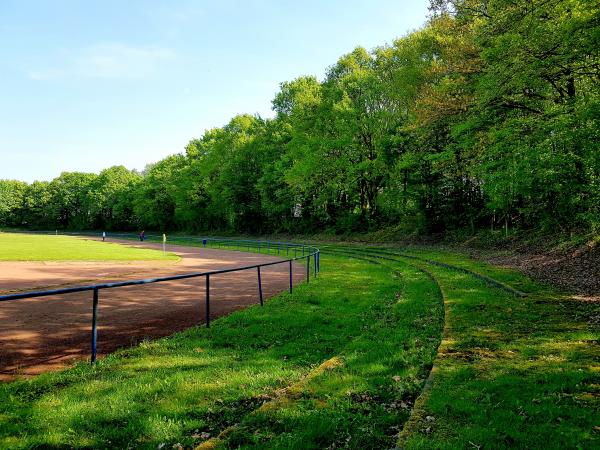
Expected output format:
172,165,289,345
1,0,598,236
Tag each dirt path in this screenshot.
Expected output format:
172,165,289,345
0,239,306,381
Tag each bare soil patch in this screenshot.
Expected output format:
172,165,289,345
468,241,600,301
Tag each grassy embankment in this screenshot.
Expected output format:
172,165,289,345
0,232,179,261
393,248,599,449
324,245,599,448
0,242,598,448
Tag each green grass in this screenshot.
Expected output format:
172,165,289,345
321,245,599,448
0,255,442,449
0,232,179,261
0,243,597,449
396,257,600,449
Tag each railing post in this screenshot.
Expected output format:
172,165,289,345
289,259,293,294
91,287,99,364
205,274,210,328
314,253,318,278
306,255,310,283
257,266,263,306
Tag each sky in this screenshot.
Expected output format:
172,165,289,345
0,0,430,183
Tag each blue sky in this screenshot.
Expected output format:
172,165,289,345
0,1,430,182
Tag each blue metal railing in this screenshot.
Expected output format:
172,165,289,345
0,232,320,364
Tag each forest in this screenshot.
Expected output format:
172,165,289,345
1,0,598,237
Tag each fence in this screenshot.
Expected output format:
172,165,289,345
0,232,320,364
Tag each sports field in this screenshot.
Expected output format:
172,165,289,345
0,232,179,261
0,234,305,379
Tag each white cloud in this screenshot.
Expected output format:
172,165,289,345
144,3,204,23
28,43,175,80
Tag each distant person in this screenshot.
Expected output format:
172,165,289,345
102,231,106,242
141,230,146,242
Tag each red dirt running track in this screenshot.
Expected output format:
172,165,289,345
0,239,306,381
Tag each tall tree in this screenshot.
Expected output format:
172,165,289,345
0,180,27,227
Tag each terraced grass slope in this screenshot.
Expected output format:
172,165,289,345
322,245,599,449
0,243,597,449
0,232,178,261
394,250,599,449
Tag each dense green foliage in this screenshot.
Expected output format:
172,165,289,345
1,0,598,235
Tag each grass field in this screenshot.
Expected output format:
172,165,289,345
0,243,598,449
0,232,179,261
